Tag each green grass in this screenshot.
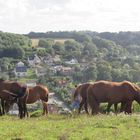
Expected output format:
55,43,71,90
1,114,140,140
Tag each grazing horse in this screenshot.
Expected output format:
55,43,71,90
74,82,122,114
27,85,49,116
87,80,140,115
0,90,18,115
73,83,92,114
5,85,49,116
0,80,28,118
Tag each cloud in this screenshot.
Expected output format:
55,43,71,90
0,0,140,33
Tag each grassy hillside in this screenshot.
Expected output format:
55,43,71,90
1,114,140,140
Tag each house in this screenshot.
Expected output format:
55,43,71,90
65,58,78,65
59,66,74,76
43,55,53,65
14,61,27,77
28,54,41,66
52,55,61,63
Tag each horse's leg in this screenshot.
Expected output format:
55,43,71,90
17,99,23,119
84,100,89,114
91,100,99,115
0,107,2,116
124,101,132,114
87,94,98,115
42,101,46,115
23,102,28,117
78,99,84,114
1,100,5,115
0,100,2,116
106,103,112,114
120,102,126,112
45,103,48,116
114,103,118,114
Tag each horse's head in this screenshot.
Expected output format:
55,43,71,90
5,100,15,113
4,92,17,113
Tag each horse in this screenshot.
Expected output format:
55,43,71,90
5,85,49,116
0,80,28,118
0,90,18,115
87,80,140,115
74,82,124,114
73,83,92,114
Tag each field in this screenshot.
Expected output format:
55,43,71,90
31,38,74,47
31,39,39,47
1,114,140,140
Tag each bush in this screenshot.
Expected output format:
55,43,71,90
30,110,42,117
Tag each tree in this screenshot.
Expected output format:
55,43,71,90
64,40,82,52
38,39,54,48
83,65,98,82
82,41,97,57
52,42,64,55
97,61,112,80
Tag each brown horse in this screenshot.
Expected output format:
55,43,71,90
5,85,49,116
0,80,28,118
73,83,92,114
74,82,123,114
27,85,49,116
87,80,140,115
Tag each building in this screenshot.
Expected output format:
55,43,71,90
65,58,78,65
28,54,41,66
14,61,27,77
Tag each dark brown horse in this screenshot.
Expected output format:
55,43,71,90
5,85,49,116
87,80,140,115
0,90,18,115
0,80,28,118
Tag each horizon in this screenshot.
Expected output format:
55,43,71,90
2,30,140,35
0,0,140,34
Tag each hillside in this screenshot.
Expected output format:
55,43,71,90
1,31,140,104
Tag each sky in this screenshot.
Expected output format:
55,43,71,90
0,0,140,34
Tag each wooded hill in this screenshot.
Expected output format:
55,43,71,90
1,31,140,83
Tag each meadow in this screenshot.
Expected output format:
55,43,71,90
0,113,140,140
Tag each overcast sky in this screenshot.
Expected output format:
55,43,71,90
0,0,140,34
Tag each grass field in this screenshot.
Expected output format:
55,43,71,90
1,113,140,140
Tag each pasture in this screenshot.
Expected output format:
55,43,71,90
30,38,74,47
0,114,140,140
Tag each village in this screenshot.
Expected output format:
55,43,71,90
5,53,81,115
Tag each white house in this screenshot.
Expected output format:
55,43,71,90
65,58,78,65
14,61,27,77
